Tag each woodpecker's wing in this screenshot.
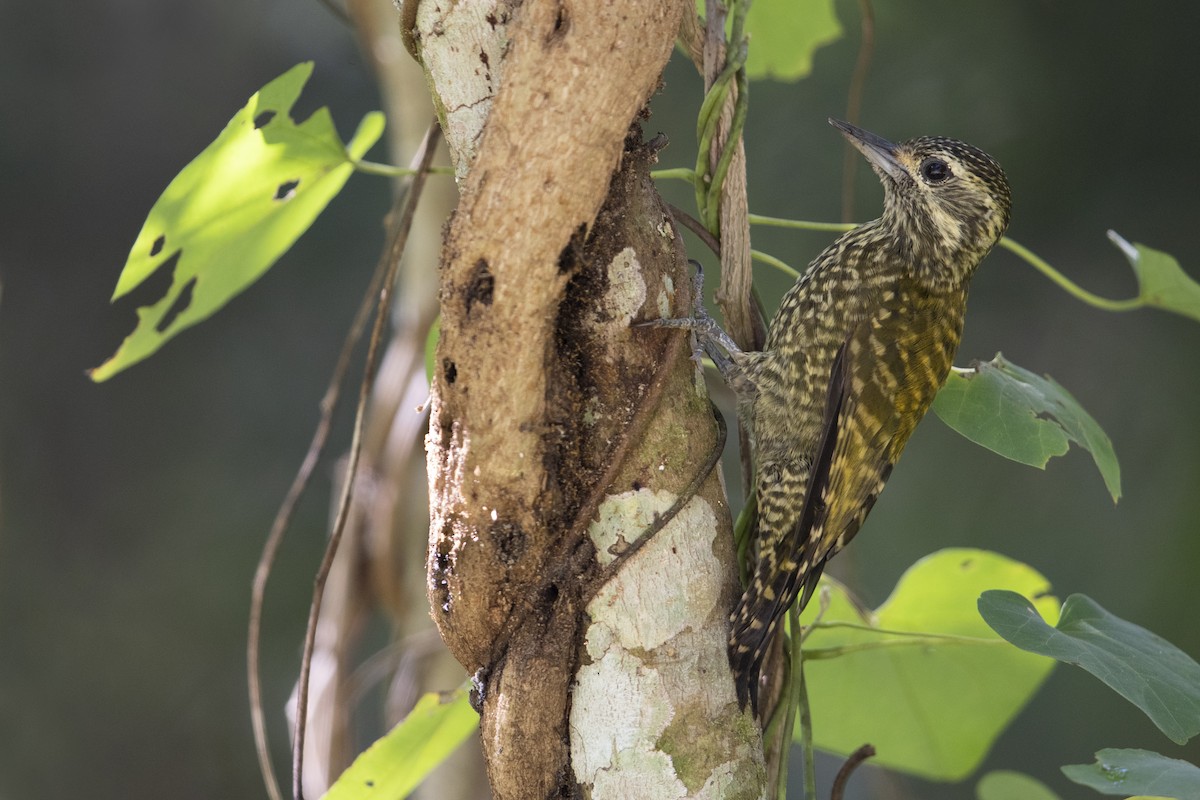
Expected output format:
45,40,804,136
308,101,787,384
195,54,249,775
729,285,964,709
794,286,961,610
727,339,844,710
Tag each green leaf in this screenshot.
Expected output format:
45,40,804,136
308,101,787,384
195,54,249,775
979,592,1200,745
1062,749,1200,798
743,0,842,81
91,62,385,381
977,770,1062,800
932,353,1121,502
324,688,478,800
1109,230,1200,323
798,549,1059,781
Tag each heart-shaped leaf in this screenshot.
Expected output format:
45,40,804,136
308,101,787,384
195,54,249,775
741,0,843,81
798,549,1059,780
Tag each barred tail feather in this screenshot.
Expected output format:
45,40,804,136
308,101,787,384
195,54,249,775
728,553,826,711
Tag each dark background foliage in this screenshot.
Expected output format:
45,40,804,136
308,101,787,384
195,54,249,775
1,1,1197,798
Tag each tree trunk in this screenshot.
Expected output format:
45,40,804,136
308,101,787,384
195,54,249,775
413,1,766,797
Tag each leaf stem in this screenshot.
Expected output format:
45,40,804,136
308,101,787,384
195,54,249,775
996,237,1142,312
831,745,876,800
804,635,1007,661
743,213,1148,313
694,60,742,231
798,647,817,800
751,249,801,280
748,214,856,233
792,606,820,800
840,0,875,223
351,158,454,178
807,620,999,641
650,167,698,183
704,57,749,232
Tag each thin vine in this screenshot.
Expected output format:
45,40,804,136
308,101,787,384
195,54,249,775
353,159,1164,326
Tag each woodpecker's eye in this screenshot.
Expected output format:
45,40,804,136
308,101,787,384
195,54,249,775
920,158,951,184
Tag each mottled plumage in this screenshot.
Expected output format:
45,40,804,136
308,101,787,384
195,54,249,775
655,119,1011,710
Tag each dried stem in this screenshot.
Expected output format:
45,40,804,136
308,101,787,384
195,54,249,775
291,120,442,800
247,152,413,800
830,744,876,800
667,203,721,257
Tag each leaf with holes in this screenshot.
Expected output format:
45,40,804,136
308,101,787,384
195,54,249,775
932,353,1121,502
324,688,478,800
798,549,1059,781
979,592,1200,745
1062,749,1200,798
740,0,842,81
1108,231,1200,323
90,62,385,381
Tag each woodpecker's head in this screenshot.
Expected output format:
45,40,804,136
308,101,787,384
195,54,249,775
830,118,1012,284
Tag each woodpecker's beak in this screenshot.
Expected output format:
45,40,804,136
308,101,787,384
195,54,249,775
829,118,905,181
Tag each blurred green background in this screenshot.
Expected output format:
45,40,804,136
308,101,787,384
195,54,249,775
1,1,1197,798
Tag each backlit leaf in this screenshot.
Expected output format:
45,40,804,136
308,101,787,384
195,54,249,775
91,62,384,381
743,0,842,81
324,688,478,800
799,549,1058,781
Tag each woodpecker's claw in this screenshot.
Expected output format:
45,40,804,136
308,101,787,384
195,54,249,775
638,316,710,369
634,260,744,375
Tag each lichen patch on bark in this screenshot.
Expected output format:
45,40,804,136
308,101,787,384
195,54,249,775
571,488,763,797
594,247,648,332
585,490,721,650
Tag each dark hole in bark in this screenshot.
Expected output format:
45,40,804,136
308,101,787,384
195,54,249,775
465,258,494,316
552,4,569,37
444,359,457,384
557,223,588,274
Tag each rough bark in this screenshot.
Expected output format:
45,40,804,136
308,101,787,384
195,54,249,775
415,0,765,797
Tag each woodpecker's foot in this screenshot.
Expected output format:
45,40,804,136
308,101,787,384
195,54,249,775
635,260,708,329
635,261,745,376
638,315,711,369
